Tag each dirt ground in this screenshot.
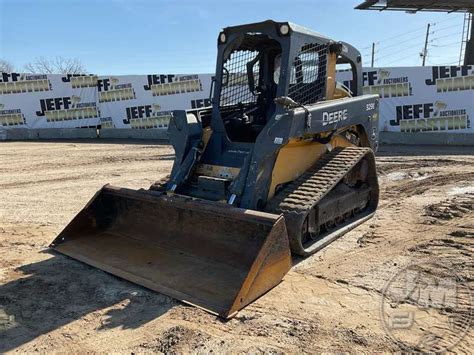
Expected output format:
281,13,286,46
0,141,472,353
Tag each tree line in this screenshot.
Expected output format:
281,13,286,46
0,57,86,74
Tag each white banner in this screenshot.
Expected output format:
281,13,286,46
337,66,473,133
0,72,213,131
0,66,472,134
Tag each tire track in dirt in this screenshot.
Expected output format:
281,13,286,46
0,142,473,353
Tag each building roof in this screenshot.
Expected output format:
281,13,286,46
355,0,474,13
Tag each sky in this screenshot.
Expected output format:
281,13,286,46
0,0,467,74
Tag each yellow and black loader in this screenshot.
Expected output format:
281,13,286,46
51,20,380,319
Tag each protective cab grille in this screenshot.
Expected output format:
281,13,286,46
288,43,328,105
220,50,260,107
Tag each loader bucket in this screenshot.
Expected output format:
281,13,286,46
50,185,291,319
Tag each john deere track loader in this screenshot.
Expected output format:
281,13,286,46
51,20,379,319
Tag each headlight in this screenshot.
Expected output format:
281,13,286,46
219,32,227,44
279,24,290,36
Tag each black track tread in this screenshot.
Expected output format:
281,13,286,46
265,146,374,254
266,147,370,213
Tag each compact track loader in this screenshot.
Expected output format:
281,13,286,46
51,20,380,319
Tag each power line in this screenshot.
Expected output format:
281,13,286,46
360,14,463,67
428,54,461,58
361,29,425,52
432,15,464,26
431,41,463,47
383,53,420,66
361,37,425,60
375,49,423,67
431,31,464,42
427,58,458,65
431,23,464,33
363,29,454,62
364,15,461,48
367,17,458,45
375,34,427,52
374,44,424,62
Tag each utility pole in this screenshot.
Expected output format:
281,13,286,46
460,13,468,65
465,12,474,65
422,23,431,66
371,42,376,67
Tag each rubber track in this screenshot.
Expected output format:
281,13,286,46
266,146,372,219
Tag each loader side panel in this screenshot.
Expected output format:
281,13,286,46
268,135,354,200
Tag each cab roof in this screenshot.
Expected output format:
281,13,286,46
222,20,332,42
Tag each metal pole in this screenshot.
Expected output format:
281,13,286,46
371,42,375,67
459,13,468,65
422,23,431,66
464,12,474,66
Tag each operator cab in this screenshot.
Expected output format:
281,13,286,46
213,21,357,143
218,32,282,142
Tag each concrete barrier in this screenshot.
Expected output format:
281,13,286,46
99,128,168,140
2,128,98,140
380,132,474,146
0,128,168,141
2,128,472,146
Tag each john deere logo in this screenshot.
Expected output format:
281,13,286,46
425,66,474,93
391,101,470,132
322,109,348,126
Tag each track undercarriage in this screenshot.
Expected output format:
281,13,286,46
266,146,379,256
